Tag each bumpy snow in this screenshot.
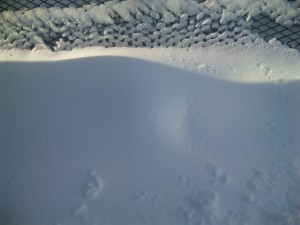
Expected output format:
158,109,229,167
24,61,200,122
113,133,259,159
0,0,299,51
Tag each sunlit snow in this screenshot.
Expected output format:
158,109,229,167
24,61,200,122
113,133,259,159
0,0,300,225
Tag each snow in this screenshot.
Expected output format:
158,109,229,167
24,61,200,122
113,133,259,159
0,40,300,225
220,11,237,25
0,0,300,224
0,0,299,50
163,11,176,24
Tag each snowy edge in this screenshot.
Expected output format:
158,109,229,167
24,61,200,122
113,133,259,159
1,40,300,83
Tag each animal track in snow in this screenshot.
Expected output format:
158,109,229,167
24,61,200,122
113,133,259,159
85,170,104,199
257,62,272,81
205,162,231,184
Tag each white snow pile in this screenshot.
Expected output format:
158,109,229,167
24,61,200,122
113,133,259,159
0,0,299,51
0,41,300,225
0,1,300,224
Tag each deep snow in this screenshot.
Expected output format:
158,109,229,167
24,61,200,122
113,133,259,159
0,42,300,225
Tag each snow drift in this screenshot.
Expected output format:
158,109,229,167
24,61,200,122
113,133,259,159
0,49,300,224
0,0,300,224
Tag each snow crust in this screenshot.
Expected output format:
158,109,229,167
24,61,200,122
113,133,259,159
0,0,299,51
0,41,300,225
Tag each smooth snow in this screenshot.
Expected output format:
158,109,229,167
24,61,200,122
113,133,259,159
0,41,300,225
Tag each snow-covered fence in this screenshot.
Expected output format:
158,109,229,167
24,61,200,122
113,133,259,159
0,0,299,51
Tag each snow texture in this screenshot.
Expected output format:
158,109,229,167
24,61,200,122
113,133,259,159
0,42,300,225
0,0,299,51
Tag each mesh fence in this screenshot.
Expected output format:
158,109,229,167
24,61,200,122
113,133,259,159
0,0,299,51
0,0,104,11
251,14,300,51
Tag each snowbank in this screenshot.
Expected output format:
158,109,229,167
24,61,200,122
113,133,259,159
0,42,300,225
0,1,300,224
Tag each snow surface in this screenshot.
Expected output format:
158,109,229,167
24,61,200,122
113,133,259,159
0,41,300,225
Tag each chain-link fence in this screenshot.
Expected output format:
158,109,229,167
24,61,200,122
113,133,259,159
0,0,104,11
0,0,299,51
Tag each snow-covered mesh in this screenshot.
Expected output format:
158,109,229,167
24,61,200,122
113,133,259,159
0,0,299,51
251,14,300,51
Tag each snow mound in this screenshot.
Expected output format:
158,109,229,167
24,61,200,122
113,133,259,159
0,0,299,51
0,44,300,225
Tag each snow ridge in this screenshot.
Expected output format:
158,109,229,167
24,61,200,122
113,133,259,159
0,0,299,51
